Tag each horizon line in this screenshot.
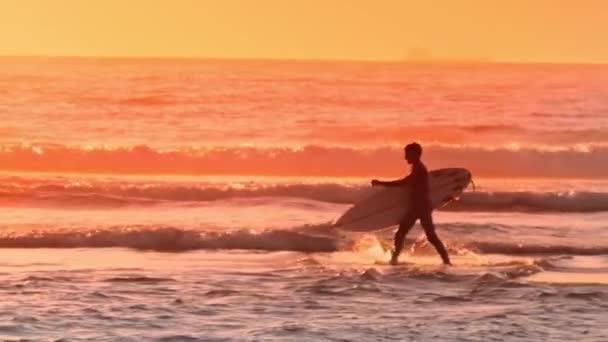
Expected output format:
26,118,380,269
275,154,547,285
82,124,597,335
2,54,608,66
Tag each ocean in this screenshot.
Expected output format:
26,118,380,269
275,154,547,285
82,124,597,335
0,57,607,341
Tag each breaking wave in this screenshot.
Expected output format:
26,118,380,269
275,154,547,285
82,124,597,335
0,226,339,252
1,143,607,178
448,190,608,213
469,242,608,256
0,225,605,256
1,178,608,212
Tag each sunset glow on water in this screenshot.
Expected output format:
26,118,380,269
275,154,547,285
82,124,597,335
1,1,608,341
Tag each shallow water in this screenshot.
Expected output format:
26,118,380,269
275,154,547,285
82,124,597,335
0,175,606,341
0,249,606,341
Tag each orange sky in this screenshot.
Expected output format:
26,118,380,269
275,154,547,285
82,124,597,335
1,0,608,63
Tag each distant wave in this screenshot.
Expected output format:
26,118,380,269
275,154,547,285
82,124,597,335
294,123,608,146
120,95,178,106
0,182,366,207
1,179,608,213
0,225,605,256
1,143,607,178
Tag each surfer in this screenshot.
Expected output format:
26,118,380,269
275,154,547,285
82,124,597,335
371,143,451,266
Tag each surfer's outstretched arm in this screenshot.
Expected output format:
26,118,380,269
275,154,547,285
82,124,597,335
371,176,411,187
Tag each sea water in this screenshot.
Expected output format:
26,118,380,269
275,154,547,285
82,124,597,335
0,57,607,341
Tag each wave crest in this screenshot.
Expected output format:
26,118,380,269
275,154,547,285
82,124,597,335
0,226,338,252
1,143,607,178
449,191,608,213
0,225,606,256
1,178,607,212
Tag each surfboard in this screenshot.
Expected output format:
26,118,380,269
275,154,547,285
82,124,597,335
334,168,472,232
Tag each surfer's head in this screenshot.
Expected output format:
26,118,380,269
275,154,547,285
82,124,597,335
404,142,422,164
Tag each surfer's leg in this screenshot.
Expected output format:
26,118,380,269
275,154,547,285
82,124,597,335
420,213,451,265
391,214,416,265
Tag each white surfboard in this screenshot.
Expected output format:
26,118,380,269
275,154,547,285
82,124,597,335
334,168,472,232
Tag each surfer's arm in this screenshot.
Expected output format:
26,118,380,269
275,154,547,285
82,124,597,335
371,176,411,187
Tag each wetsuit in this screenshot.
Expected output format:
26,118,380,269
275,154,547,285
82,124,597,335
393,161,451,264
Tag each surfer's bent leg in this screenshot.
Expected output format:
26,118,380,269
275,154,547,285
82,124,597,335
420,212,451,265
392,214,416,265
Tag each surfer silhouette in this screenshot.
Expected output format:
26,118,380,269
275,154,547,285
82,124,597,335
371,143,451,265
